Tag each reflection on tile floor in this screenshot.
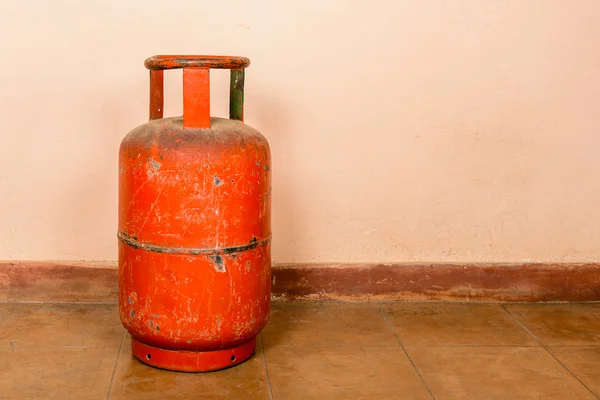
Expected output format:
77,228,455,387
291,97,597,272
1,301,599,399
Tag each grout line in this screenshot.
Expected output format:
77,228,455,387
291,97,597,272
259,334,274,400
271,300,600,305
384,344,544,348
1,300,598,306
378,307,436,400
501,305,599,400
13,345,123,349
0,301,118,305
501,301,600,306
105,331,126,400
261,344,547,349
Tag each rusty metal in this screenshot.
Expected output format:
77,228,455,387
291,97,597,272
118,55,271,372
144,55,250,70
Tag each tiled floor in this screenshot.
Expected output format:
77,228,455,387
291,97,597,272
1,302,599,399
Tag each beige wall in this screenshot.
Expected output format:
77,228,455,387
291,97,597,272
1,0,599,263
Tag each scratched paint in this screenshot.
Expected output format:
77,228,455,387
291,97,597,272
117,55,270,373
119,117,271,248
118,243,271,346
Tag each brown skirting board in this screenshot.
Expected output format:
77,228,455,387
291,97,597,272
1,261,599,302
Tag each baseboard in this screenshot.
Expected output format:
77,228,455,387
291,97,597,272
0,261,118,302
1,261,599,302
271,263,600,302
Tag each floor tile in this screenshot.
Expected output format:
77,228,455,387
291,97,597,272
262,301,398,348
0,302,124,347
409,346,596,400
0,346,120,400
506,304,600,346
265,345,432,400
551,347,600,396
380,303,537,346
108,334,270,400
1,300,598,399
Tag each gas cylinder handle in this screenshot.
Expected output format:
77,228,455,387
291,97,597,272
144,55,250,129
145,55,250,70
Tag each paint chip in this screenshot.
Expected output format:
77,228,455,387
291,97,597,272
210,253,226,273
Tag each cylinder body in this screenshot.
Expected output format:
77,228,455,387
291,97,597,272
118,116,271,372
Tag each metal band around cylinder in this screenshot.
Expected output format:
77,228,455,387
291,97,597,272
118,232,271,256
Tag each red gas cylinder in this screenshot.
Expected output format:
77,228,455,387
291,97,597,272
118,55,271,372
